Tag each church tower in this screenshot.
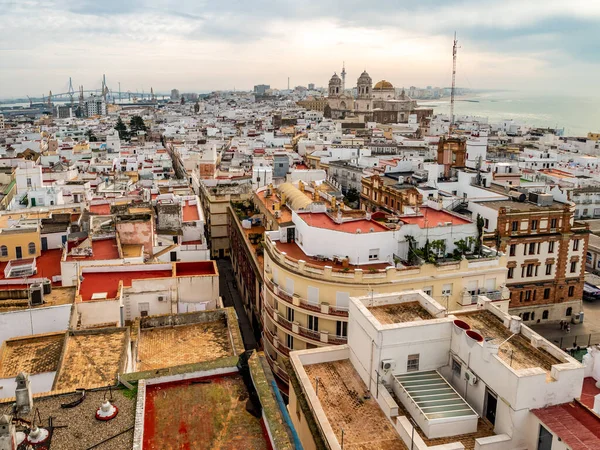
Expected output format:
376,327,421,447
341,62,347,92
328,73,342,97
355,70,373,121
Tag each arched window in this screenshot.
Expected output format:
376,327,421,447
566,307,573,317
542,310,549,320
28,242,36,255
0,245,7,257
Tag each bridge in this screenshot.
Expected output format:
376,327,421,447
3,75,170,105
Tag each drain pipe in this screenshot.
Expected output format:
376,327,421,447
271,380,304,450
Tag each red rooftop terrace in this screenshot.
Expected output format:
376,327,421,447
78,261,218,301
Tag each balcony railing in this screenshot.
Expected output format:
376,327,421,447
265,277,349,318
264,299,347,345
264,348,289,383
264,326,291,356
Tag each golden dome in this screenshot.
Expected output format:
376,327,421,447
374,80,394,90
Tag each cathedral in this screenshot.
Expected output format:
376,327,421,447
324,66,431,124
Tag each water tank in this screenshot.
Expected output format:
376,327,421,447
509,190,526,202
30,284,44,306
42,280,52,295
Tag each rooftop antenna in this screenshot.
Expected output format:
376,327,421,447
341,61,347,92
287,77,290,91
449,32,460,135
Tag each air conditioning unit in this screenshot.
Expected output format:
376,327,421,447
381,359,396,372
464,370,478,385
158,295,165,302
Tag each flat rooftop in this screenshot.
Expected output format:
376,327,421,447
137,321,232,371
79,268,173,301
53,329,128,391
0,286,75,312
481,199,565,212
459,311,561,375
89,203,111,215
368,302,433,325
0,249,63,291
256,190,293,223
143,374,270,450
400,207,471,228
183,200,200,222
66,238,120,261
0,332,64,378
304,359,407,449
0,388,135,449
298,212,389,233
121,243,143,258
273,240,390,271
175,260,217,277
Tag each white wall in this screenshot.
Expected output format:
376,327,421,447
0,304,72,344
75,299,121,327
0,371,55,397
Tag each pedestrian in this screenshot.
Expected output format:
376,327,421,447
560,320,564,330
566,324,571,333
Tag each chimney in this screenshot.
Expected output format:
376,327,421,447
0,415,16,450
14,373,32,416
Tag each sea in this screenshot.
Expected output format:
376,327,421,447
2,90,598,137
419,91,600,137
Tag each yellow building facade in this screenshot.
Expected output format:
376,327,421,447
262,234,509,388
0,227,41,261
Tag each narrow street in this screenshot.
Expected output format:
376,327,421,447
217,258,258,350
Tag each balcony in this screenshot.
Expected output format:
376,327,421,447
264,300,347,345
264,347,289,383
264,277,348,318
264,326,291,357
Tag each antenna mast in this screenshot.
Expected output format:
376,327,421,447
450,32,459,134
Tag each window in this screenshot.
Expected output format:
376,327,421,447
509,244,516,256
546,264,552,275
26,178,32,187
573,239,580,251
529,243,536,255
550,218,557,229
286,307,295,322
542,310,549,320
507,267,514,279
407,354,420,372
368,249,379,261
548,241,555,253
523,312,530,321
526,264,534,277
544,288,551,299
512,221,518,232
568,286,575,297
538,424,553,450
531,312,535,321
524,290,532,301
442,284,452,296
28,242,36,255
531,220,538,231
565,307,573,317
336,321,348,337
287,334,294,349
0,245,6,257
452,358,461,377
308,315,319,332
570,261,577,273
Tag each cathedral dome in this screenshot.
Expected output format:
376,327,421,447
329,73,342,86
374,80,394,90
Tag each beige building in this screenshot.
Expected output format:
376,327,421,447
259,182,509,392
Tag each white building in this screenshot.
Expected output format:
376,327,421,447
289,289,585,450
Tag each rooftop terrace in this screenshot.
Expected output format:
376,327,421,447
137,321,232,371
175,260,218,277
399,207,471,228
79,269,173,301
304,359,407,450
143,374,270,450
0,388,135,449
183,200,200,221
66,238,120,261
368,301,433,325
458,311,561,374
298,211,390,233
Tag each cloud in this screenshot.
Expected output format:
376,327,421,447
0,0,598,97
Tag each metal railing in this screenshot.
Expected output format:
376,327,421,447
265,277,349,317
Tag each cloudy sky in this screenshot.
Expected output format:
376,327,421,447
1,0,599,98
